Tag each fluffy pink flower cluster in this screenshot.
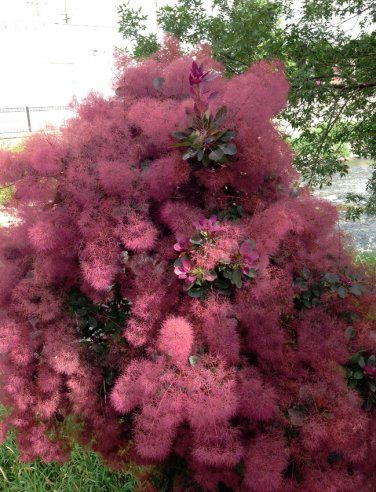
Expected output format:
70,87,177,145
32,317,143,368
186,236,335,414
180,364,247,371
0,40,375,491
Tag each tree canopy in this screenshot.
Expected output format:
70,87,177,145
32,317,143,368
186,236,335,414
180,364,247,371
118,0,376,219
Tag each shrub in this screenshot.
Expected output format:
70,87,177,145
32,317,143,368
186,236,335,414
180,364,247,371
0,42,375,490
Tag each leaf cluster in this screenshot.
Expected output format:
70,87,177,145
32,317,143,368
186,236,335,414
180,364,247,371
174,234,257,299
294,266,365,309
346,352,376,410
68,286,131,358
172,106,237,170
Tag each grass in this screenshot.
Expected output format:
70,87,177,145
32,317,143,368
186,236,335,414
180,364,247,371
0,433,139,492
0,140,22,208
355,250,376,269
0,185,15,207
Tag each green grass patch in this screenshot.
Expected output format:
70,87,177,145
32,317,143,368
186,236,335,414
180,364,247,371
0,433,138,492
0,185,15,207
355,251,376,269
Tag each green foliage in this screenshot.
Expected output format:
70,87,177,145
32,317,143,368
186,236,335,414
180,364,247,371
133,34,160,59
216,202,246,221
117,1,160,59
174,229,258,299
346,353,376,411
118,0,376,215
172,106,237,170
158,0,284,71
290,124,350,188
68,285,130,359
179,259,253,299
294,266,365,309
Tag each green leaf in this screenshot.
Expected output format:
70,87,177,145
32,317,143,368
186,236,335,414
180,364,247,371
244,268,257,279
290,188,300,198
190,235,204,245
183,280,196,292
294,279,309,291
302,300,311,308
221,130,237,142
221,143,237,155
236,206,245,217
369,382,376,392
208,148,225,162
141,159,152,170
77,296,87,307
188,288,204,298
312,285,322,297
231,269,242,288
174,257,183,268
182,149,198,160
173,142,191,149
219,258,231,265
350,353,366,368
365,399,374,411
203,109,211,125
189,355,200,366
172,131,188,140
153,76,165,89
368,355,376,364
215,278,230,290
350,352,362,364
349,284,362,297
345,326,356,339
93,344,105,354
214,106,227,125
104,321,116,332
197,149,205,161
337,286,348,298
323,272,340,283
327,452,343,464
354,371,364,379
341,311,360,323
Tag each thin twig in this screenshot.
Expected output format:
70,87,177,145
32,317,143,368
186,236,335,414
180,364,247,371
307,98,349,186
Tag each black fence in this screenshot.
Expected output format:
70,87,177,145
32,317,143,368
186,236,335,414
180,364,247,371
0,106,73,135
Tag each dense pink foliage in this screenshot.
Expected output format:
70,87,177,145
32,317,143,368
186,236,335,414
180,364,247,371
0,42,375,490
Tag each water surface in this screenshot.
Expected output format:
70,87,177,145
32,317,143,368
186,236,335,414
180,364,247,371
314,159,375,252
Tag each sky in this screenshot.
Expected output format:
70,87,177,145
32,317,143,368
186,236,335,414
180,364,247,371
0,0,170,108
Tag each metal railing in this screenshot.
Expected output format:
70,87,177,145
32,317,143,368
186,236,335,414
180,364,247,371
0,105,73,135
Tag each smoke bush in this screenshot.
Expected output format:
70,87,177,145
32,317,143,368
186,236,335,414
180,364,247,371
0,42,375,490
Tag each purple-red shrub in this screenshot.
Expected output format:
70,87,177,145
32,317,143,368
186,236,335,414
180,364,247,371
0,42,375,490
